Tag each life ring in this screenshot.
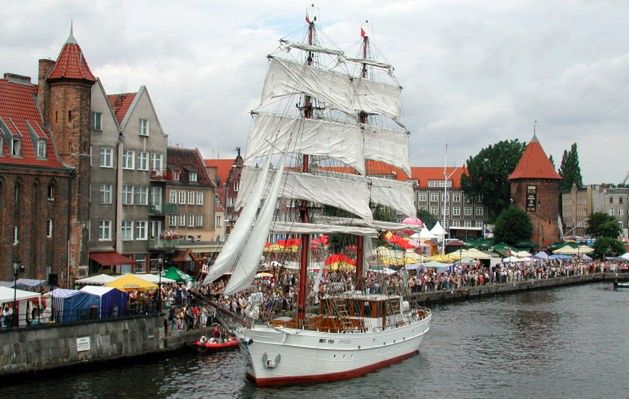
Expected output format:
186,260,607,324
199,335,208,344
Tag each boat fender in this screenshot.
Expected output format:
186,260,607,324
262,353,281,369
199,335,208,344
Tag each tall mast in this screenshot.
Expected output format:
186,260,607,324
355,22,369,292
296,10,315,325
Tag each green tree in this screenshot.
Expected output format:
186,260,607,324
559,143,583,192
493,206,533,245
592,237,625,259
461,139,526,220
586,212,622,238
417,209,437,230
549,154,555,169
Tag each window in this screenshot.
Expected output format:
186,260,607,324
441,193,449,201
98,220,112,241
227,197,234,207
139,119,150,136
216,215,222,227
430,206,438,215
620,197,624,205
168,214,177,227
11,138,21,157
464,207,472,216
430,192,438,202
37,140,46,158
122,185,134,205
476,207,484,216
609,208,614,216
150,221,162,239
135,186,148,205
418,192,427,202
99,184,113,204
188,214,195,227
169,190,177,204
196,214,203,227
453,207,461,216
151,153,163,171
121,221,134,241
178,191,186,204
123,150,135,170
46,219,52,238
609,197,613,204
173,171,181,181
137,152,149,171
619,208,624,216
451,220,460,227
151,187,162,207
233,181,239,192
190,172,198,182
13,226,18,245
135,221,148,240
0,136,3,156
91,112,102,131
188,191,195,205
464,220,472,227
442,207,449,216
47,184,55,201
179,214,185,226
452,193,461,202
134,254,145,273
475,220,484,228
196,192,204,205
100,147,113,168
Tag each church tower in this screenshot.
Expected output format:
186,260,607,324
508,135,562,247
43,26,96,279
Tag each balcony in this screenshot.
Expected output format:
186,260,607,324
149,238,223,252
149,203,177,215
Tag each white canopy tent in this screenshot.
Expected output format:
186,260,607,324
133,274,177,284
429,222,445,238
75,274,116,285
0,286,42,327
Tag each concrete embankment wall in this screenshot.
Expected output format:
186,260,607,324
0,316,166,377
409,272,626,306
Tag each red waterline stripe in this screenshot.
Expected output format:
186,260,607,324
246,350,419,387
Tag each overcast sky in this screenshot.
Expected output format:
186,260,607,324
2,0,627,184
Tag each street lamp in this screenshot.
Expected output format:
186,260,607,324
12,258,24,327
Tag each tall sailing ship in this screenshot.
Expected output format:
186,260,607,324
203,8,432,386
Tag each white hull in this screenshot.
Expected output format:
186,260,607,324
237,313,431,386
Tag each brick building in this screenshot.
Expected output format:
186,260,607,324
509,135,562,247
204,149,243,239
0,73,74,285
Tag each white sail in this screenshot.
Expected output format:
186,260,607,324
202,158,271,285
261,57,354,114
363,124,411,176
244,113,365,174
346,57,393,71
271,221,377,236
351,77,401,119
223,162,285,296
279,39,345,58
368,176,416,217
313,215,414,231
237,167,374,222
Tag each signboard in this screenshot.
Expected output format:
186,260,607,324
77,337,91,352
526,185,537,212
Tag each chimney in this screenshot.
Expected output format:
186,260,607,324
38,59,56,124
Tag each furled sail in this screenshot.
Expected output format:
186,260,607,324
237,167,374,222
279,39,346,58
202,158,271,285
367,176,416,217
271,221,378,236
223,162,285,296
244,112,365,174
363,124,410,176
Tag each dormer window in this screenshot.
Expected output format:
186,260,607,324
0,136,3,156
173,171,181,181
190,172,198,182
11,138,21,157
139,119,150,136
37,140,47,159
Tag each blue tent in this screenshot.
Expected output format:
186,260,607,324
51,288,100,323
80,286,129,318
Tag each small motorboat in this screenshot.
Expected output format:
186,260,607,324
193,335,239,352
613,281,629,289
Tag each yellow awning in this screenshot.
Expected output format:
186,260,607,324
106,274,158,291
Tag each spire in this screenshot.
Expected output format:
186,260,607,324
531,120,539,142
66,20,77,44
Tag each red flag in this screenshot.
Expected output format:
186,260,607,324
360,27,366,38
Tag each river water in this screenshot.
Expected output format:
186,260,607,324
2,283,628,398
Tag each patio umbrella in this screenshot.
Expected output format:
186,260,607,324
161,266,193,283
106,274,158,291
553,245,580,255
456,248,492,260
576,245,594,254
402,217,423,227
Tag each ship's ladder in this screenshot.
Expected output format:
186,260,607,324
333,299,353,332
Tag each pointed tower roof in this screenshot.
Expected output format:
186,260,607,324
508,135,561,180
47,25,96,82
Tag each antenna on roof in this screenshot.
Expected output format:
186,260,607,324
66,20,77,44
532,120,538,141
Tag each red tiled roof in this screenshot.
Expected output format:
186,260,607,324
204,159,234,185
89,251,136,265
107,93,136,123
167,147,214,187
315,161,409,181
47,36,96,82
0,78,65,168
410,166,467,189
508,137,561,180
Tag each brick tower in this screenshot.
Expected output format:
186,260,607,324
508,135,562,247
43,26,96,281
